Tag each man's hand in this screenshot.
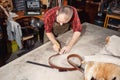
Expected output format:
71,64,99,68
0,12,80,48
52,43,60,53
59,45,72,54
59,32,81,54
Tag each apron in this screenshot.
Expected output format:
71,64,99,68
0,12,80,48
53,22,71,37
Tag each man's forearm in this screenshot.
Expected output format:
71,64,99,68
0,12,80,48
46,32,59,45
67,31,81,47
46,32,60,52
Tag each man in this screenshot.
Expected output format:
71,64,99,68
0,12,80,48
44,5,82,54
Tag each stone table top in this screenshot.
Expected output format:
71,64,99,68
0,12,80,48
0,22,120,80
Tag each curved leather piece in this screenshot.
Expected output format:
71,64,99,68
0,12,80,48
48,53,84,72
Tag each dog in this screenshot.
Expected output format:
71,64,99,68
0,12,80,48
84,62,120,80
84,35,120,80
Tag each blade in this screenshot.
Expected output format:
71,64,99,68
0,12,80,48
26,61,52,68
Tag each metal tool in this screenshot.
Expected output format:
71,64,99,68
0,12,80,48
26,61,67,72
26,61,52,68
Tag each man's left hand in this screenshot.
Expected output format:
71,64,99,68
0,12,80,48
59,45,72,54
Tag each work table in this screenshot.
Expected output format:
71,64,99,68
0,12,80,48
0,22,120,80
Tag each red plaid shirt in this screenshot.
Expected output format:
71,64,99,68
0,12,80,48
44,6,82,32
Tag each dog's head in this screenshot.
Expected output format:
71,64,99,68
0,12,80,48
84,62,120,80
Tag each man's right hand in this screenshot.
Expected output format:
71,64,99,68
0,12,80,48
53,43,60,53
46,33,61,53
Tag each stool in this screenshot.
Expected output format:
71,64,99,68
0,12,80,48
104,14,120,28
22,35,34,49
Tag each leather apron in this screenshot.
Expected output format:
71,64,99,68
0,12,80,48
52,22,70,37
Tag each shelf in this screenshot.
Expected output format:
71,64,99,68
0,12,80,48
13,0,25,11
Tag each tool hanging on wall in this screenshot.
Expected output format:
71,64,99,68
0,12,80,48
48,0,67,8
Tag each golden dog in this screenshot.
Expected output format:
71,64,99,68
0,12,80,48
84,35,120,80
84,62,120,80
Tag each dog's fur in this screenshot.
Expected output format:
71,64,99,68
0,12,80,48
84,36,120,80
84,61,120,80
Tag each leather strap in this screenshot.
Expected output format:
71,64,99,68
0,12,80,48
67,54,84,72
48,53,84,72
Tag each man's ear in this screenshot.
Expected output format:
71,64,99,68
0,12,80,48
56,10,58,15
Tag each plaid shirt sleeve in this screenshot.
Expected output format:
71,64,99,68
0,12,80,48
71,7,82,32
44,16,54,32
44,7,59,33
